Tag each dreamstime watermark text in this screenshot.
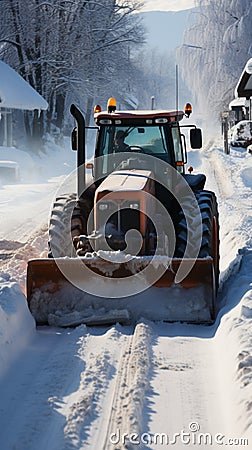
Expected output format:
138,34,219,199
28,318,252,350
109,422,249,446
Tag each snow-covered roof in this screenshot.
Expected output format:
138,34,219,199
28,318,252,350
0,60,48,111
229,97,246,109
235,58,252,99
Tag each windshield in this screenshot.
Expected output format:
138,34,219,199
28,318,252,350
96,125,172,176
97,125,169,155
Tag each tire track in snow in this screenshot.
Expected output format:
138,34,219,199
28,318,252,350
196,146,251,279
100,322,153,450
50,325,132,449
206,150,234,199
206,148,251,239
61,328,120,449
60,322,153,450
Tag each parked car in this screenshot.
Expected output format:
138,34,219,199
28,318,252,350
229,120,252,148
0,160,20,183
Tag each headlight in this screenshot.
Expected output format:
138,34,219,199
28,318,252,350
98,203,109,211
129,202,139,210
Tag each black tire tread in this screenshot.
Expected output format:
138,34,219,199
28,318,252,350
48,193,78,257
175,189,219,285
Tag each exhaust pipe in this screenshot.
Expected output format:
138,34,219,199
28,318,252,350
70,104,86,198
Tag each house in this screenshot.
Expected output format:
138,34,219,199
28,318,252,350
0,60,48,146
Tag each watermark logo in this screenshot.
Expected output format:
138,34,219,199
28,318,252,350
109,423,249,447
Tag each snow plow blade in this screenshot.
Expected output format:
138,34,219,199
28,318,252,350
27,257,215,326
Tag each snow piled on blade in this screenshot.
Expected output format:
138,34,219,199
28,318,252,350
48,308,130,327
30,283,212,326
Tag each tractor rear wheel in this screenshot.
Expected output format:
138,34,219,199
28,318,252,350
175,190,219,290
48,194,81,257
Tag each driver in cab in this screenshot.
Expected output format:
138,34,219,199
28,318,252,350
113,130,129,153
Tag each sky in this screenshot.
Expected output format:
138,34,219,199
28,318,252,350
142,0,196,12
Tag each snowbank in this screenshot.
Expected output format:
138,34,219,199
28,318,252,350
0,272,35,379
216,249,252,435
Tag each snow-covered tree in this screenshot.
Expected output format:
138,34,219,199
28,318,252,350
0,0,145,148
178,0,252,121
134,48,177,110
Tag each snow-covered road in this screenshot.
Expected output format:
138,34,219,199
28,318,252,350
0,319,249,449
0,140,251,449
0,179,60,242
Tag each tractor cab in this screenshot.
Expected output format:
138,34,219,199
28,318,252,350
92,99,196,180
71,98,202,197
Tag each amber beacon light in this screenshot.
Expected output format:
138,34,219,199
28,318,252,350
184,103,192,118
94,104,102,113
107,97,117,113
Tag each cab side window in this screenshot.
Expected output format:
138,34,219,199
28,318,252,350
171,127,184,173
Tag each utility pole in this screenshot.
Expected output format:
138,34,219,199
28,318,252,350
151,96,155,110
221,111,230,155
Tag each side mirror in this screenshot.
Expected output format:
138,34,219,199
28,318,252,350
71,127,77,151
190,128,202,149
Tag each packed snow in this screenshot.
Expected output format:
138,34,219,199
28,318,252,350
0,131,252,449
